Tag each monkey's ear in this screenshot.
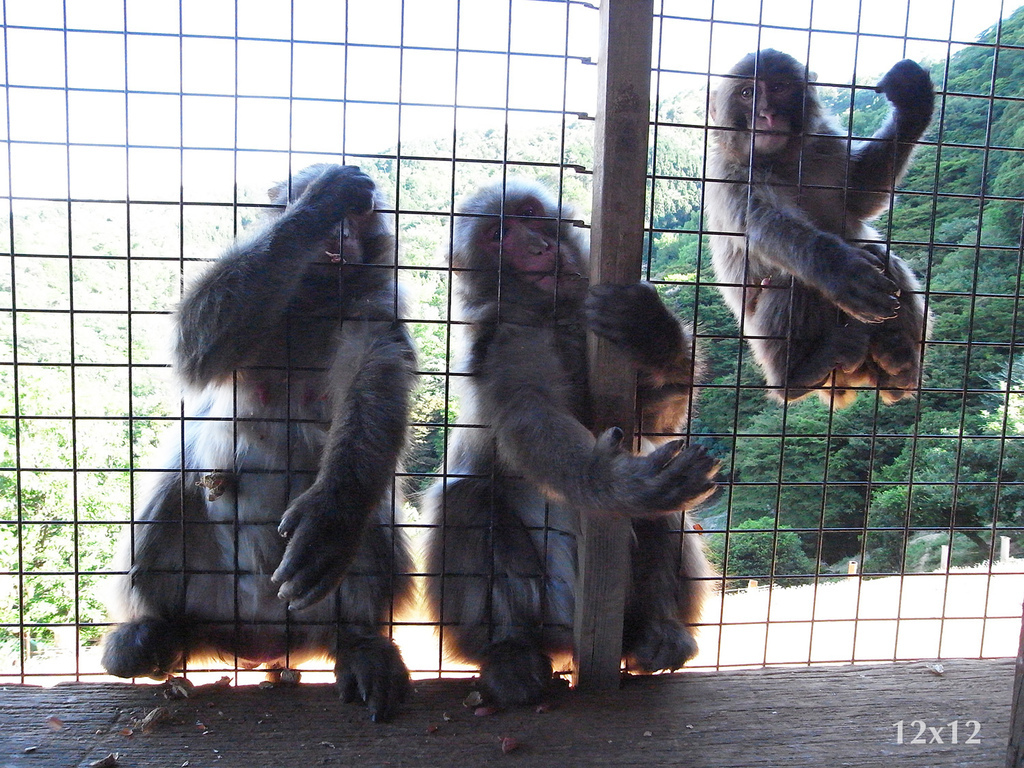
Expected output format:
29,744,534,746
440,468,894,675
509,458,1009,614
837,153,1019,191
709,90,718,122
807,69,818,83
268,181,286,204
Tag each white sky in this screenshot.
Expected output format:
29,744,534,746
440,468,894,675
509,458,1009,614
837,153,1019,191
0,0,1019,202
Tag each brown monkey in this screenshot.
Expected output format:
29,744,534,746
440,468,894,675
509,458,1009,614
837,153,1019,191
102,164,415,722
706,49,933,408
424,178,718,707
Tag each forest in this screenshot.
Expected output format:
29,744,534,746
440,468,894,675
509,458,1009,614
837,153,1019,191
1,9,1022,660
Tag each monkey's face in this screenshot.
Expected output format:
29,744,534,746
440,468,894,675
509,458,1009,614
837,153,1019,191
735,77,802,155
482,197,586,299
712,50,814,160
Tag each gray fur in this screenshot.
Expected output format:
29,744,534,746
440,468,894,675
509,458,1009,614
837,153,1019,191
424,179,718,707
102,165,415,722
706,50,933,407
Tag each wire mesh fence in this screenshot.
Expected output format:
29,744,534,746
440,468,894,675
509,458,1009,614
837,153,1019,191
0,0,1022,688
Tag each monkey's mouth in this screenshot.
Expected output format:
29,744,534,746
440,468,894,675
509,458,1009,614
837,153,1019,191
751,125,789,153
527,271,587,297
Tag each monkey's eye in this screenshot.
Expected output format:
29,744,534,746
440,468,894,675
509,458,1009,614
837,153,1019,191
739,86,755,99
520,205,536,217
491,225,503,242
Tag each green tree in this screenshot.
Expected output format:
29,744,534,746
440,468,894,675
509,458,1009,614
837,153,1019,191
708,515,817,585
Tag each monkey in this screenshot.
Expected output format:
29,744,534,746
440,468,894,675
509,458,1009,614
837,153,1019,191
705,49,934,408
423,178,719,708
101,164,416,722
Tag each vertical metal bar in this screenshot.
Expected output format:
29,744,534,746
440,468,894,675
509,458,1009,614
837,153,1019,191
573,0,654,691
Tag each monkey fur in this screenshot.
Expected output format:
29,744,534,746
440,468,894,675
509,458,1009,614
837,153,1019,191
101,164,416,722
423,178,718,707
706,49,934,408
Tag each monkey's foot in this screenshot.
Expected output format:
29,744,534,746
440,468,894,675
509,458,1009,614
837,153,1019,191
336,636,410,723
779,320,871,392
869,323,922,390
478,639,553,707
767,363,849,406
101,618,184,679
624,618,698,673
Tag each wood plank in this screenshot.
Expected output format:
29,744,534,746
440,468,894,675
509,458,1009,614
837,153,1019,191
1,660,1010,767
1007,604,1024,767
574,0,655,692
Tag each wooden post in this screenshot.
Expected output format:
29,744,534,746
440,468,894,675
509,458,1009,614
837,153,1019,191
1007,600,1024,767
573,0,654,691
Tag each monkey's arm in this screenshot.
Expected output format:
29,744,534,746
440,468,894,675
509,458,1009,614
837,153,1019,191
585,283,695,437
479,324,716,517
848,59,934,218
273,322,416,610
175,166,375,385
745,185,900,324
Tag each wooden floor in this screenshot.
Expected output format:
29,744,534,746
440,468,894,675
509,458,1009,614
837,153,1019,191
1,658,1012,767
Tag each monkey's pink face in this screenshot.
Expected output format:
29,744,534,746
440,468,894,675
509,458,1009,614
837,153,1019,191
484,198,586,297
739,80,798,155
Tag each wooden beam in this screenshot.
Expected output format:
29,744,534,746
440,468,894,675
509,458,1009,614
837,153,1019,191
573,0,654,691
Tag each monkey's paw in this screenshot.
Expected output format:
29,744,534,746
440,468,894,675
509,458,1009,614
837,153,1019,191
478,640,554,707
585,282,686,368
821,243,900,324
875,59,935,124
101,619,183,679
599,429,719,517
273,483,365,610
291,165,377,234
624,618,698,673
336,636,410,723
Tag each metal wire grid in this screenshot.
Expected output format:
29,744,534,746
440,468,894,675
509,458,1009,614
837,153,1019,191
0,0,1021,685
651,0,1024,667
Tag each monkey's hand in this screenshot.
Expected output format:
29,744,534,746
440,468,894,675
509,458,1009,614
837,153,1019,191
591,428,719,517
585,282,688,370
875,59,934,136
272,483,367,610
282,164,377,246
814,236,900,323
